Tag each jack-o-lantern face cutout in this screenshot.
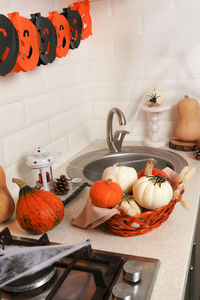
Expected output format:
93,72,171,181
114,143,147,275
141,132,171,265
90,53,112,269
62,8,82,49
48,11,70,58
71,0,92,40
8,12,40,72
0,14,19,76
31,13,57,66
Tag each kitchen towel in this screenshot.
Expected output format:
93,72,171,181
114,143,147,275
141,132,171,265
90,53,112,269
71,197,119,228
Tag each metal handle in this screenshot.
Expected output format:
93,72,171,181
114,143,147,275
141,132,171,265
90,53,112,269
63,182,89,206
189,242,196,300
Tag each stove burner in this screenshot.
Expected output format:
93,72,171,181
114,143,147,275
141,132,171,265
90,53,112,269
2,266,57,292
0,227,57,293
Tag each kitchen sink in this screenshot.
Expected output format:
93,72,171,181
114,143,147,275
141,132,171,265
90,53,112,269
66,146,188,185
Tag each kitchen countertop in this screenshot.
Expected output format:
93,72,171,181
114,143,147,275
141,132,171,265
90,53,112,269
1,140,199,300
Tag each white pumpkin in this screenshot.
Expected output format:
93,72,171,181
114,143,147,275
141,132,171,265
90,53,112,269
146,88,165,107
102,164,138,194
118,198,141,216
132,176,173,210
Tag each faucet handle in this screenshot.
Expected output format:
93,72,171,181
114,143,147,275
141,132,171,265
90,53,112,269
113,130,129,152
113,130,129,141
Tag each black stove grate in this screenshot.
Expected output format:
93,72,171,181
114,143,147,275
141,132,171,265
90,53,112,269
0,228,124,300
46,243,123,300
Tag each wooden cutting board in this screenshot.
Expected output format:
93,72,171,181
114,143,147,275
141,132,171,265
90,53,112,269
169,139,198,151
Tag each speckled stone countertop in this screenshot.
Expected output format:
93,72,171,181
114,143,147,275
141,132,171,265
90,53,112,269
1,140,199,300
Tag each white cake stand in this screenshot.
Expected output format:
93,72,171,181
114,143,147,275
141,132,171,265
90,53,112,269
141,104,171,148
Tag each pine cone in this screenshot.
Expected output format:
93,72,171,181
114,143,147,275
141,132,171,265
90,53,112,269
193,144,200,160
54,175,70,195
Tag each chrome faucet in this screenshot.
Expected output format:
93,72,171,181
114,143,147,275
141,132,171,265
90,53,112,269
106,108,129,153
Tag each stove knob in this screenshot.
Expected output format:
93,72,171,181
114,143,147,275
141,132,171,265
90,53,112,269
123,260,142,283
112,282,133,300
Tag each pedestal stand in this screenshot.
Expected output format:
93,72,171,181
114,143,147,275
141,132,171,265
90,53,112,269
141,105,171,148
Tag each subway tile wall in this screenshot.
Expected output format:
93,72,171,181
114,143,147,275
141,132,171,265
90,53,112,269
89,0,200,140
0,0,92,197
1,0,200,197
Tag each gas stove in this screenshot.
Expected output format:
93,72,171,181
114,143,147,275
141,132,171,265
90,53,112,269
0,227,160,300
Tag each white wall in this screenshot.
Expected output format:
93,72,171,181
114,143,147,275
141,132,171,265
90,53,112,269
1,0,200,197
0,0,93,196
89,0,200,140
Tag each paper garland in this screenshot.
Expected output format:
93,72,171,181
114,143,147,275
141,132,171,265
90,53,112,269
0,0,92,76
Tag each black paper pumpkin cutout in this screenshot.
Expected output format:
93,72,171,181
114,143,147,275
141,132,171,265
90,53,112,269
30,13,57,66
0,14,19,76
62,8,82,49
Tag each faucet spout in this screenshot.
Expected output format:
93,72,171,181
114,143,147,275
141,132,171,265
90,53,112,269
106,108,129,153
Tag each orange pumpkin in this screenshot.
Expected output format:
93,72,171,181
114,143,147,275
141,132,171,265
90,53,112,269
138,159,171,185
13,178,64,234
89,179,123,208
138,168,171,184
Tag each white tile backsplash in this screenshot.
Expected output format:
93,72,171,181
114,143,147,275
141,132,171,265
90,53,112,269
80,102,92,123
0,0,11,7
111,0,175,16
25,90,64,126
143,13,176,35
49,108,80,140
0,102,26,137
63,83,90,110
68,123,93,151
42,62,79,92
89,60,144,81
1,0,200,196
90,81,133,101
2,121,51,166
47,136,69,165
144,57,189,80
0,69,45,106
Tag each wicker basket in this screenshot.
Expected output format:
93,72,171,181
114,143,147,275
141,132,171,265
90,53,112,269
105,191,184,237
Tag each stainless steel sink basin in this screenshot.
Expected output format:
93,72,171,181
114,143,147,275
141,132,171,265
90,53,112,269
66,146,188,185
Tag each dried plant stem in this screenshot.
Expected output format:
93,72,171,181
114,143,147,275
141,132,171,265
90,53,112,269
144,158,157,176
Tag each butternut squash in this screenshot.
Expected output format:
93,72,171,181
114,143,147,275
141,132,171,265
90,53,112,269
0,166,15,223
175,95,200,141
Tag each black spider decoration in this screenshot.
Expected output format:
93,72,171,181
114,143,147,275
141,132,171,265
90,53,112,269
148,174,172,187
147,91,161,107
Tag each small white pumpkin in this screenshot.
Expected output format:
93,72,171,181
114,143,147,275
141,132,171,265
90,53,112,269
102,164,138,194
146,88,165,107
132,176,173,210
118,198,141,216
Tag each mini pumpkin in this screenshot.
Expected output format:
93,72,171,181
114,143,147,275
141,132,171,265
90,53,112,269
89,179,123,208
117,196,141,216
102,164,137,194
132,158,173,210
138,158,171,185
146,88,165,107
13,178,64,234
132,176,173,210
